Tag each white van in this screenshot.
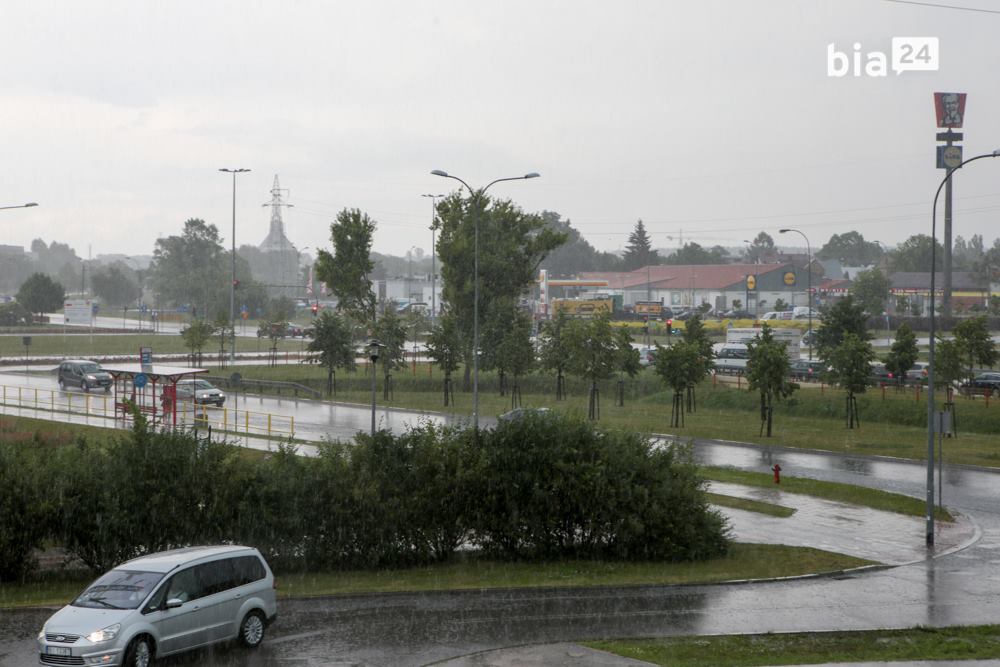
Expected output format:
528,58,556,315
38,545,277,667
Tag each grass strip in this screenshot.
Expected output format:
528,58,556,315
706,492,796,517
586,625,1000,666
702,466,953,523
0,544,872,609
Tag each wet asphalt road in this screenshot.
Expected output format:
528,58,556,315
4,438,1000,666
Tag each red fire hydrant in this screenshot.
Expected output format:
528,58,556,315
772,464,782,484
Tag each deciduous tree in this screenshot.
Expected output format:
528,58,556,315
745,326,798,436
16,272,65,317
306,311,356,396
314,208,377,324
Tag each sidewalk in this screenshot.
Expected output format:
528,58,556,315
432,483,981,667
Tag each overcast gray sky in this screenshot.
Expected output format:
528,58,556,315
2,0,999,260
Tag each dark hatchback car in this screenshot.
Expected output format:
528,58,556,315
962,372,1000,397
57,360,113,392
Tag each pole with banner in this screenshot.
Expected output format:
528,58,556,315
934,92,966,318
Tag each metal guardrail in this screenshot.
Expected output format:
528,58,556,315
204,375,322,399
0,384,296,439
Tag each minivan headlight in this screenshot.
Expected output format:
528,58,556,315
87,623,120,643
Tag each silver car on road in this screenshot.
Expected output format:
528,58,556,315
38,545,277,667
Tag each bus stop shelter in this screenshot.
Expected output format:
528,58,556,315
100,363,208,427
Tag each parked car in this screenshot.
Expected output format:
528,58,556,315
869,363,894,385
57,360,112,392
961,372,1000,397
759,311,793,321
638,348,657,367
904,362,930,384
175,378,226,406
721,309,754,319
789,359,825,381
37,545,277,667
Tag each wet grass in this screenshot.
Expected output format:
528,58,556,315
706,493,796,518
587,625,1000,666
0,331,307,358
702,467,953,523
275,544,871,598
0,545,872,609
229,362,1000,468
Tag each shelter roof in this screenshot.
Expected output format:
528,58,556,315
99,364,208,381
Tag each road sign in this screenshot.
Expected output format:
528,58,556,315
134,373,148,389
937,145,962,169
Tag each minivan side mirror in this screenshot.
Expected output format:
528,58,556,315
165,598,184,609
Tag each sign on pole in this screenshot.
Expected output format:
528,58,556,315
933,92,966,128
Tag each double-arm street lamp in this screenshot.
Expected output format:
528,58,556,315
219,168,251,365
422,193,445,322
779,228,813,360
430,169,540,432
925,149,1000,547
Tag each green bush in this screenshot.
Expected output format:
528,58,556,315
473,411,730,561
0,440,49,581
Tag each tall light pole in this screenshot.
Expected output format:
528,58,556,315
422,193,445,322
219,168,251,365
743,240,757,317
779,229,812,360
926,149,1000,546
368,339,383,436
430,169,540,433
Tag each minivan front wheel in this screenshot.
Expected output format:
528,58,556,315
123,635,154,667
238,610,266,648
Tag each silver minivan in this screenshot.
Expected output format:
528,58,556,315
38,545,277,666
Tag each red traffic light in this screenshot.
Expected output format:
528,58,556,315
311,304,319,315
666,319,673,326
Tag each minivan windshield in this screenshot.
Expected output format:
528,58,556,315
72,570,164,610
79,363,102,373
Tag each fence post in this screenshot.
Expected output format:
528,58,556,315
267,413,272,436
245,410,250,433
290,416,294,436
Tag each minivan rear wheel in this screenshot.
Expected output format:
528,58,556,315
123,635,154,667
238,609,266,648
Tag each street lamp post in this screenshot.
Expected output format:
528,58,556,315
219,168,251,366
422,194,445,322
926,149,1000,546
368,339,383,436
779,229,812,360
430,169,540,433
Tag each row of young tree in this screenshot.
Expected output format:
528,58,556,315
0,411,729,581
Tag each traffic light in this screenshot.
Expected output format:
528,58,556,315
666,318,673,336
311,304,318,316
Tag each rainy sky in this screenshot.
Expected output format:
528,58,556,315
2,0,999,259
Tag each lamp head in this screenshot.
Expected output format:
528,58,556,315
524,172,540,179
779,229,791,234
368,339,383,362
430,170,449,177
24,202,38,207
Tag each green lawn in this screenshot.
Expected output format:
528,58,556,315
587,625,1000,666
0,331,308,358
226,362,1000,468
0,544,871,609
703,467,952,522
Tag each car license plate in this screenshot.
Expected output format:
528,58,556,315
46,646,72,656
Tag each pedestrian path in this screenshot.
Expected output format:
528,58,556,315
709,481,978,566
433,480,982,667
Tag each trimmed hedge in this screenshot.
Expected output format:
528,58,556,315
0,412,729,579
